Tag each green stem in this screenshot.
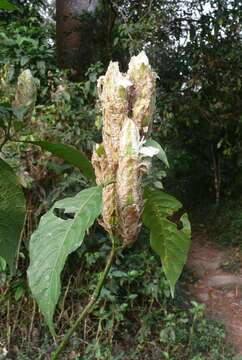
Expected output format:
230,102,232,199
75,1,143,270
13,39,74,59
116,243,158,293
0,116,12,151
51,244,117,360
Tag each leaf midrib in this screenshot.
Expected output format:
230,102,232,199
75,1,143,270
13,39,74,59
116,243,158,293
47,188,99,316
150,196,182,268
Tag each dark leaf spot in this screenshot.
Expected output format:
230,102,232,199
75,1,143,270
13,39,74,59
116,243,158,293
53,208,75,220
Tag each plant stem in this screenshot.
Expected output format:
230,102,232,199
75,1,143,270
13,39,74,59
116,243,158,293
0,116,12,151
51,244,117,360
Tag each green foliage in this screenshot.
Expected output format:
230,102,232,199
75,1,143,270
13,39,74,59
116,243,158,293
0,33,99,274
0,158,25,273
143,187,191,296
27,186,102,335
0,5,55,73
29,141,95,181
194,199,242,247
35,62,103,150
0,0,17,11
157,0,242,202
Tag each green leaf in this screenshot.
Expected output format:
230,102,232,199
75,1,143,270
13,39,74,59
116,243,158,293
144,139,169,167
0,0,18,10
29,141,95,181
15,286,25,301
20,55,29,67
0,256,6,272
0,158,26,273
142,187,191,296
27,186,102,335
0,32,15,46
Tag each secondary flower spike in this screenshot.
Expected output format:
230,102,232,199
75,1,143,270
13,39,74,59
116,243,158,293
13,69,37,122
92,51,157,246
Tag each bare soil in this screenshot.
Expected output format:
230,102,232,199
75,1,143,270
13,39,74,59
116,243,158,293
188,227,242,357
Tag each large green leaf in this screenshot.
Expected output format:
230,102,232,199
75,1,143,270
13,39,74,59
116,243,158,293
142,187,191,296
27,186,102,335
29,141,95,181
0,0,18,10
0,158,26,273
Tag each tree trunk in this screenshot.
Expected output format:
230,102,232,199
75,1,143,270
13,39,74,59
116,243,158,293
56,0,99,79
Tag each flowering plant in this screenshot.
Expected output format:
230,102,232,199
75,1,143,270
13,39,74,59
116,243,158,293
27,52,191,359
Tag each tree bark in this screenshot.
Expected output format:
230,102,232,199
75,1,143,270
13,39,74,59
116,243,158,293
56,0,99,79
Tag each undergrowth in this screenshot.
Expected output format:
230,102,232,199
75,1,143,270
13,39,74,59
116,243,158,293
192,199,242,248
0,230,234,360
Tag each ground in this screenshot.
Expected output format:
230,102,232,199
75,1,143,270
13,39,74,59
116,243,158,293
188,225,242,358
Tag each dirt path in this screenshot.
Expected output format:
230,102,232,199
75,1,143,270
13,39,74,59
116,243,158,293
187,228,242,356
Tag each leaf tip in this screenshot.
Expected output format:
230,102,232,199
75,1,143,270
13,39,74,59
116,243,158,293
170,284,175,298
